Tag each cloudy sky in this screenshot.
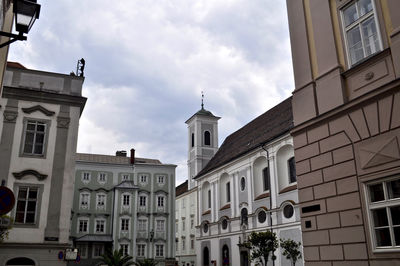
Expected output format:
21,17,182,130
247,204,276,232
8,0,294,185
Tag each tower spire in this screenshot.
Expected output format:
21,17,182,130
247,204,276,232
201,91,204,109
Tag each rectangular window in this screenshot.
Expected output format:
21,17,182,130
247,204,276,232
156,220,165,231
366,178,400,250
263,167,270,191
288,157,297,183
139,196,146,207
93,244,104,257
23,120,46,156
138,219,147,231
226,182,231,202
121,218,129,231
182,218,186,231
120,244,129,256
191,237,195,249
158,175,165,184
140,174,147,184
95,220,105,234
98,173,107,183
122,174,129,181
123,194,130,206
78,219,89,233
137,244,145,257
182,238,186,250
191,219,194,229
96,194,106,208
158,196,164,207
82,172,91,182
77,244,87,258
155,244,164,257
341,0,381,66
15,187,38,224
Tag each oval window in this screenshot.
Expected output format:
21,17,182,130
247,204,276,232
240,177,246,191
222,219,228,230
203,223,209,233
258,210,266,223
283,204,294,219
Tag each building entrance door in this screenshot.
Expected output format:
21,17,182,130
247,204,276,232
240,251,249,266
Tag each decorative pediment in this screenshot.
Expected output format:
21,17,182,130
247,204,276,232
22,105,55,116
12,169,47,180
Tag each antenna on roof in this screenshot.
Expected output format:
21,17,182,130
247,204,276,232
201,91,204,109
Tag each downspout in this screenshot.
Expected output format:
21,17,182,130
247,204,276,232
261,144,275,266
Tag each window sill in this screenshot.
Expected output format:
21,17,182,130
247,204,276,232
279,184,297,194
342,48,389,76
254,192,270,201
219,204,230,211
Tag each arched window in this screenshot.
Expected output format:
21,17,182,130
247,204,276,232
6,257,35,265
222,245,230,265
288,157,296,183
203,247,210,266
204,131,211,146
263,167,270,191
191,133,194,147
240,208,248,226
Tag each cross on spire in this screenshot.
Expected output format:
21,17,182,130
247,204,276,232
201,91,204,109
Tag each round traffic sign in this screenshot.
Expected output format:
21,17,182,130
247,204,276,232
0,186,15,215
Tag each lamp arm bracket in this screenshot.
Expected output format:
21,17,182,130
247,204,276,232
0,31,27,48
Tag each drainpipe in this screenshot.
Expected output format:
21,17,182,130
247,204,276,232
261,144,275,266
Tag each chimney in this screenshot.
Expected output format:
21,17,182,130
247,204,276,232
116,150,127,157
130,148,135,164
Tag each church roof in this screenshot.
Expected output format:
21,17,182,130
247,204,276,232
194,97,293,179
185,107,220,124
176,180,188,197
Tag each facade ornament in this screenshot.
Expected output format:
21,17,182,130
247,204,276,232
13,169,48,180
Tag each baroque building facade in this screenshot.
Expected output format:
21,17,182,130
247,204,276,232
287,0,400,264
70,150,176,266
0,62,86,265
189,98,303,266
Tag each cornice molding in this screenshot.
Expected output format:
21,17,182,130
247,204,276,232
22,105,55,116
12,169,47,180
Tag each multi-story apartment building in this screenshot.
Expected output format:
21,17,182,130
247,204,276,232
287,0,400,264
193,98,302,266
70,150,176,266
0,62,86,265
175,180,197,266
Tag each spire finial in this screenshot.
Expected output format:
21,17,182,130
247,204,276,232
201,91,204,109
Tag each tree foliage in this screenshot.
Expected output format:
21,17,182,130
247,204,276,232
280,239,302,266
100,248,134,266
245,230,278,266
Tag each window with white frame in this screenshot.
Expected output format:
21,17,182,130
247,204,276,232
341,0,382,66
156,220,165,231
122,194,130,207
14,186,39,224
157,175,165,185
96,193,106,210
93,244,104,257
139,174,148,185
22,120,47,156
121,218,129,231
78,218,89,233
157,196,165,207
77,244,87,258
82,172,91,183
366,177,400,249
95,219,106,234
155,244,164,257
122,174,129,181
137,244,146,257
190,237,195,249
80,192,90,209
138,219,147,231
120,244,129,256
98,173,107,184
139,195,147,207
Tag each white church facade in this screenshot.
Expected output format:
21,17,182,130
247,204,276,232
187,98,303,266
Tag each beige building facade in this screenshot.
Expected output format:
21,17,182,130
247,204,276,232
287,0,400,265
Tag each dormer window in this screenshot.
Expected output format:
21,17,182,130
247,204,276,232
204,131,211,146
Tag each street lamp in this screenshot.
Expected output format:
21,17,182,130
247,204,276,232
0,0,41,48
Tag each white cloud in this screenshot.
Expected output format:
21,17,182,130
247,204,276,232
8,0,294,186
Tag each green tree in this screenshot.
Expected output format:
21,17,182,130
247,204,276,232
245,230,278,266
100,248,134,266
280,239,302,266
132,258,159,266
